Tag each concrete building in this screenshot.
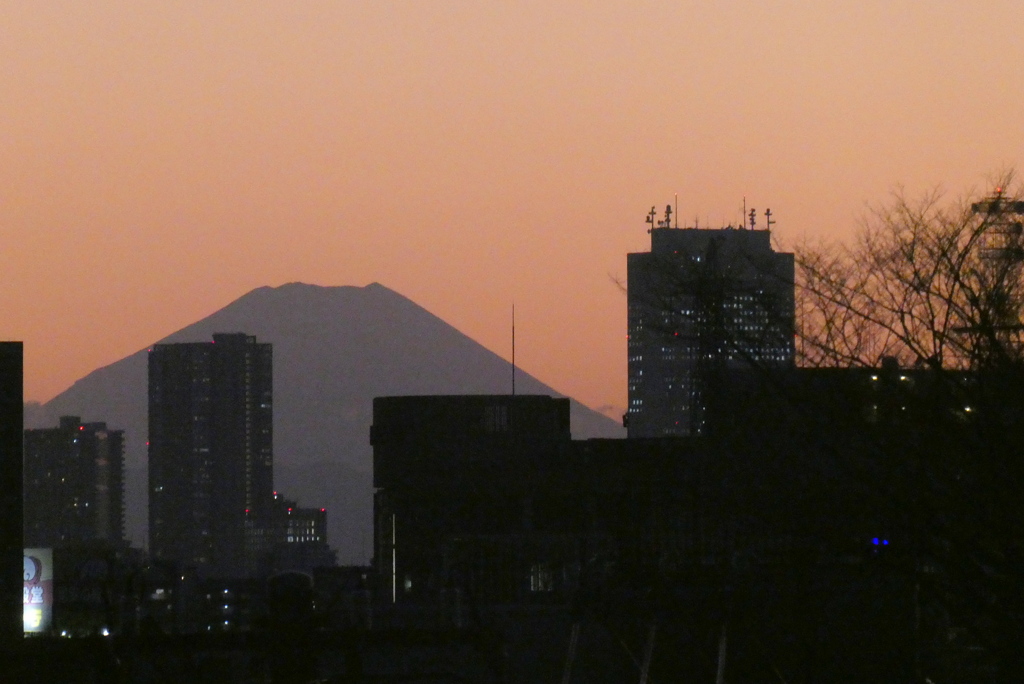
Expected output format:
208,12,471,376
148,333,273,578
24,416,125,547
626,209,795,437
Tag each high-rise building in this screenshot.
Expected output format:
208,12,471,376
148,333,273,578
24,416,125,547
626,208,795,437
0,342,22,646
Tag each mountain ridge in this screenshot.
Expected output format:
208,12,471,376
36,282,624,563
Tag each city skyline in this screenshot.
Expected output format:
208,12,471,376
3,2,1022,417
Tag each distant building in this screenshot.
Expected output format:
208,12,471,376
626,208,795,437
24,416,125,547
148,333,273,578
254,492,336,576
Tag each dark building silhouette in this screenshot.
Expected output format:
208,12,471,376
371,393,930,681
148,333,273,578
0,342,22,648
24,416,125,547
372,395,571,604
626,209,795,437
371,393,813,606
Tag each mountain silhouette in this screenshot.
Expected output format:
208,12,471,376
35,282,624,563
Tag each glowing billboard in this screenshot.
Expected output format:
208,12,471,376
23,548,53,634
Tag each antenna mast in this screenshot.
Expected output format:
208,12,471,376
512,303,516,395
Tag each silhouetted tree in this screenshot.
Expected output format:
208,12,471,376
796,171,1024,679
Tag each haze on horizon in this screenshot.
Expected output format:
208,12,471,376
2,1,1021,414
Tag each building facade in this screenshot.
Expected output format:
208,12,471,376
148,333,273,578
0,342,22,646
626,213,795,437
24,416,125,547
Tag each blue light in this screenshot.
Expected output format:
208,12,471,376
872,537,879,546
882,540,888,546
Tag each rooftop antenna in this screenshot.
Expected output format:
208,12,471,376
662,204,673,228
674,193,679,228
512,303,516,395
765,208,776,231
742,197,747,230
645,206,656,233
749,208,757,230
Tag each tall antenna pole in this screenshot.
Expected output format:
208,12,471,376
512,303,516,395
674,193,679,228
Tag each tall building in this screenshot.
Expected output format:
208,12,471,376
24,416,125,547
0,342,22,647
626,207,795,437
149,333,273,578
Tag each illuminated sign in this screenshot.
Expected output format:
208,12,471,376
23,548,53,634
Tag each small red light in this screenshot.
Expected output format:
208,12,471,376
320,508,325,512
79,426,84,430
287,508,292,512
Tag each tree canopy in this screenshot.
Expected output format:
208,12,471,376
795,172,1024,678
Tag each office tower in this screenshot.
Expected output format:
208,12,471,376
24,416,125,547
0,342,22,646
149,333,272,578
626,208,795,437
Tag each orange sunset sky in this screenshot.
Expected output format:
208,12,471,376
2,2,1022,416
